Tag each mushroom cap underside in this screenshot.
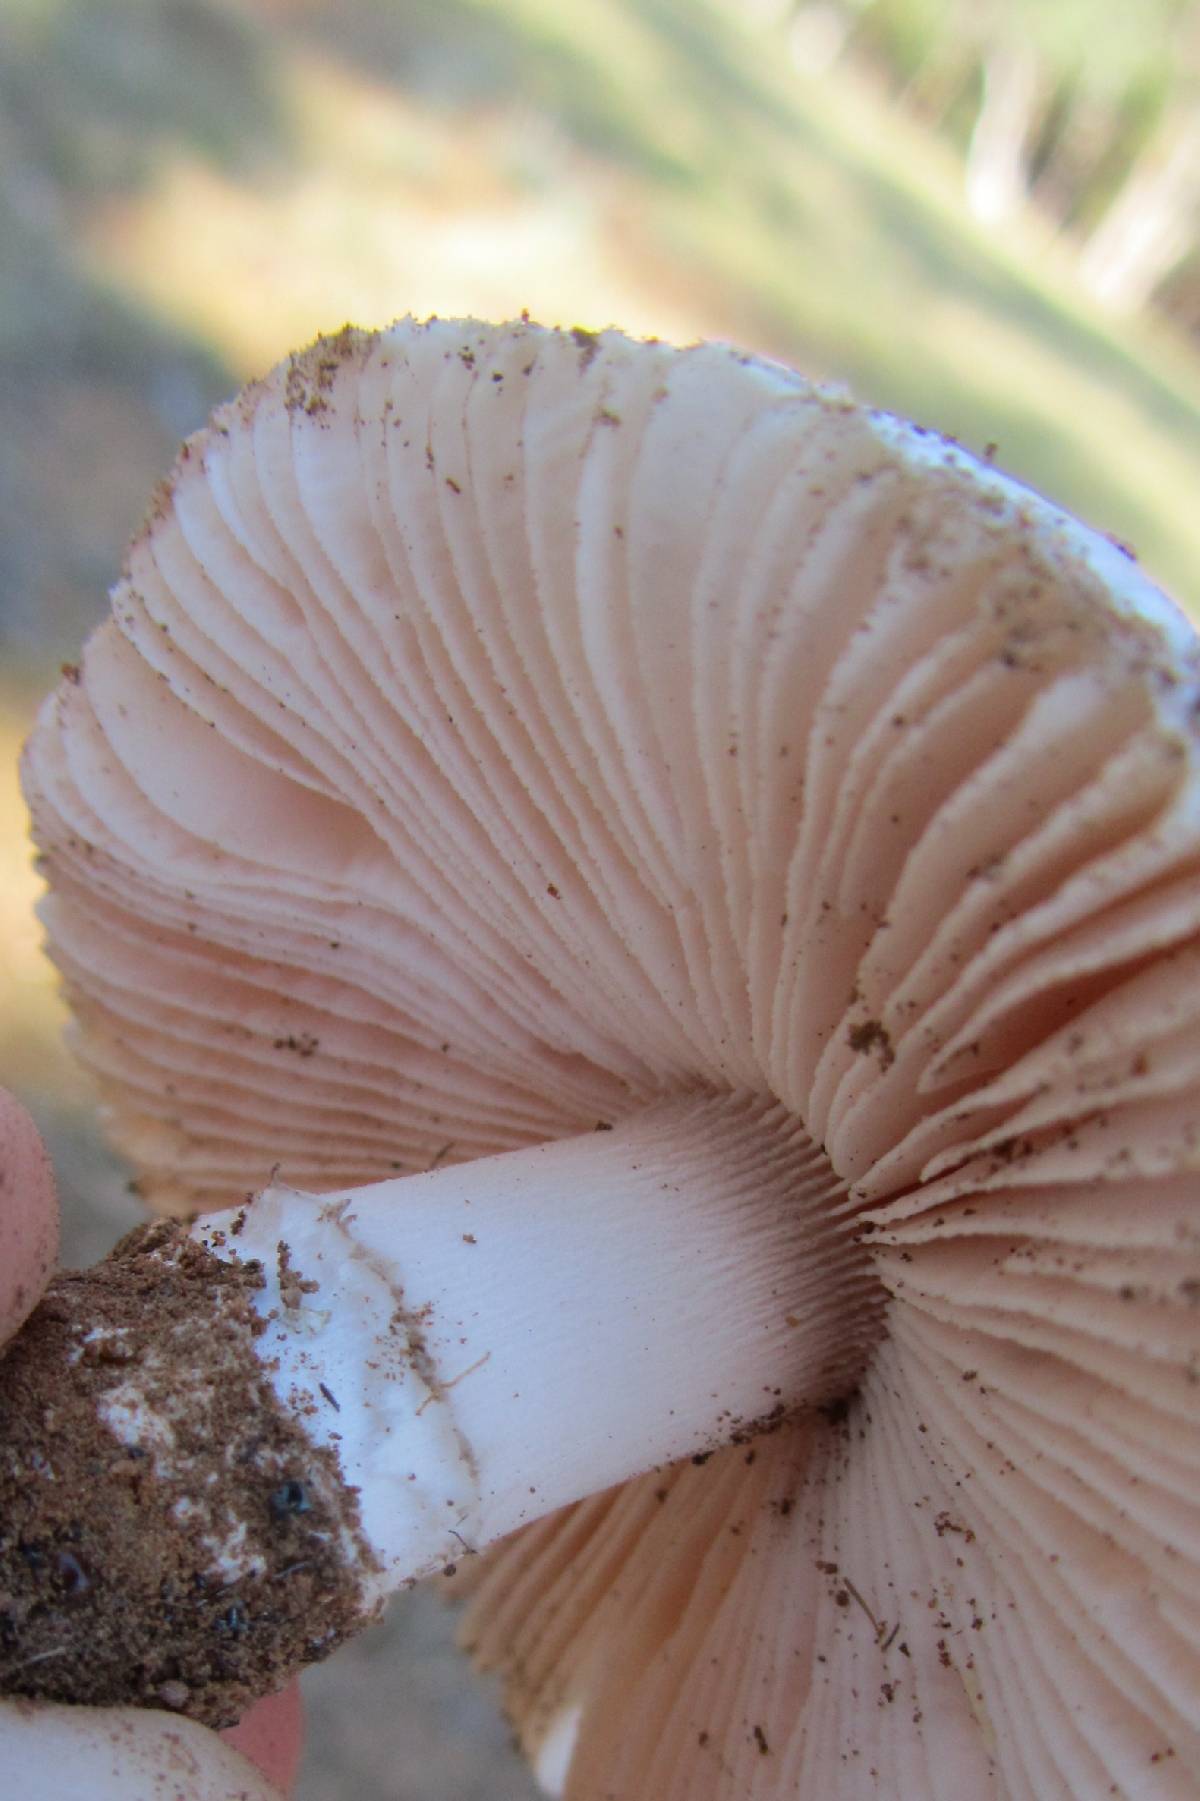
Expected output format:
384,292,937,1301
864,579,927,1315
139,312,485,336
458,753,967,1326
22,318,1200,1797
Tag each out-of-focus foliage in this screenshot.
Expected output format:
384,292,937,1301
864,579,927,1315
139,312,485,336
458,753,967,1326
0,0,283,199
0,1,275,673
857,0,1187,99
796,0,1200,319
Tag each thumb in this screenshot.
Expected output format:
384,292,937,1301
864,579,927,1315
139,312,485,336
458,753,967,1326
0,1087,58,1340
221,1682,305,1794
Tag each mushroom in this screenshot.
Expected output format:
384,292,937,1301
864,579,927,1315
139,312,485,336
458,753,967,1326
7,317,1200,1795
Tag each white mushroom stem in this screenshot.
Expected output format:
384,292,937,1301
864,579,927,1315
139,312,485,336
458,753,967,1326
0,1080,879,1714
1,1090,881,1722
195,1091,879,1600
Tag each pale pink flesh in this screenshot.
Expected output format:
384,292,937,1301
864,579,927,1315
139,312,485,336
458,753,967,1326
220,1683,303,1795
0,1089,57,1339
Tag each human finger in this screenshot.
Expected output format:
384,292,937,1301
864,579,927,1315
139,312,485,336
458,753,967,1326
0,1087,57,1340
220,1681,304,1793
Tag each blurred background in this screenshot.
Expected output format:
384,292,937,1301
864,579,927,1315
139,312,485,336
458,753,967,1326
3,0,1200,1793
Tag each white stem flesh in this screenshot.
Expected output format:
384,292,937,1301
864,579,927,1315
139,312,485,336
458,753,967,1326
192,1092,878,1601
